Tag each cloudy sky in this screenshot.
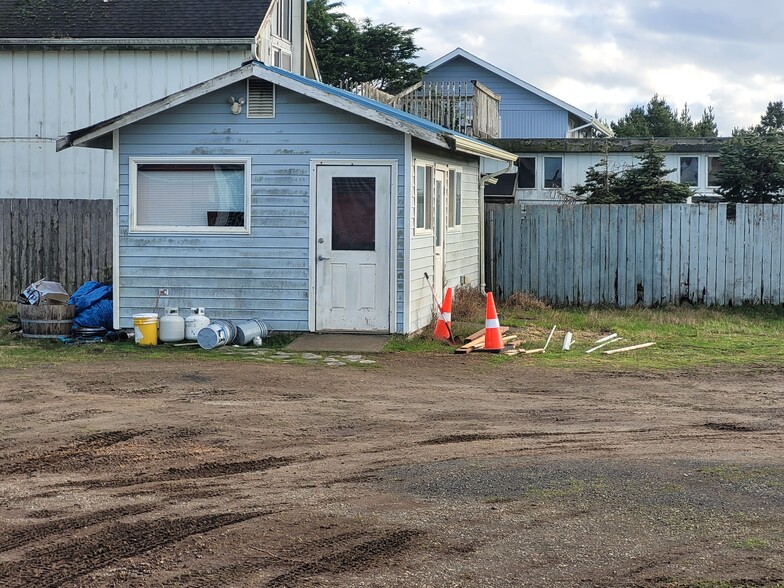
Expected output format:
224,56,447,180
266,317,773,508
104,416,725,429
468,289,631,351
340,0,784,135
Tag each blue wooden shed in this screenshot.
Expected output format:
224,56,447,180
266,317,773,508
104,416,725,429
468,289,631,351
58,60,517,334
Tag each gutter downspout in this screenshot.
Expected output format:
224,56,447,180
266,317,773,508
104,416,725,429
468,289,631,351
479,159,516,293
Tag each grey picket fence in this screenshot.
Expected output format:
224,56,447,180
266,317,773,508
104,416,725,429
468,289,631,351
486,202,784,307
1,199,113,301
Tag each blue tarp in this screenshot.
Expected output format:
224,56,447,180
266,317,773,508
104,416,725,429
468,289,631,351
68,281,113,330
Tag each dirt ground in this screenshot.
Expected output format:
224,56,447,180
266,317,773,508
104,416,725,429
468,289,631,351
0,352,782,587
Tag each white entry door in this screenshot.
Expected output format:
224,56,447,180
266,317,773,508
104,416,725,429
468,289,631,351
314,164,392,332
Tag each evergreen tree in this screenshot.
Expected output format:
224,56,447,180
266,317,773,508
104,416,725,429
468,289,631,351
574,143,692,204
611,94,719,138
307,0,424,93
716,133,784,203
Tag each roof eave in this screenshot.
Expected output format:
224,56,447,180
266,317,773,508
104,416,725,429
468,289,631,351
447,135,518,163
0,37,254,50
57,63,256,151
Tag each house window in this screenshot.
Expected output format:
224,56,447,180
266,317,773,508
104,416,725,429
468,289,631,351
544,157,562,189
130,158,251,233
680,156,699,186
415,164,433,231
517,157,535,188
272,0,293,42
272,47,293,71
448,169,462,228
708,156,722,187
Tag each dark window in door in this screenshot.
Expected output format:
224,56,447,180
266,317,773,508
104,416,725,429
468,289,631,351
331,177,376,251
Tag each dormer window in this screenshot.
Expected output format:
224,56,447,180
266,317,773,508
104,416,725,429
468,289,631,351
272,0,292,42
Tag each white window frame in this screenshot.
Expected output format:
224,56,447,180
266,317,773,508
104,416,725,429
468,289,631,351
517,156,536,189
447,168,462,230
543,156,563,189
129,156,252,234
707,155,722,188
272,0,293,42
679,156,699,187
414,161,434,234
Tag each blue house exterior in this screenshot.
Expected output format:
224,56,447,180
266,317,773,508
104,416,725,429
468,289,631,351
58,61,517,334
425,48,612,139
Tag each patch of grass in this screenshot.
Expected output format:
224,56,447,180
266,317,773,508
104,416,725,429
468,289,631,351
732,537,771,550
698,466,784,487
5,298,784,370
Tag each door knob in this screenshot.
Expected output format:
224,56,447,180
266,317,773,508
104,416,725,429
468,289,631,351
318,255,330,261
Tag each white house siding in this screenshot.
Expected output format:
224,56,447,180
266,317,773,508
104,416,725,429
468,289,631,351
117,82,406,332
409,143,480,333
515,152,720,203
0,48,249,199
424,56,567,139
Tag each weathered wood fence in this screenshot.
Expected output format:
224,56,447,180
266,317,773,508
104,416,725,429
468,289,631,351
1,199,112,301
486,203,784,307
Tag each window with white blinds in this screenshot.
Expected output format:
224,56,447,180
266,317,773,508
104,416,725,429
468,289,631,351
130,158,251,233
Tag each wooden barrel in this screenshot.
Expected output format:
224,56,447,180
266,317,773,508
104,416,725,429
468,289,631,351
18,303,75,339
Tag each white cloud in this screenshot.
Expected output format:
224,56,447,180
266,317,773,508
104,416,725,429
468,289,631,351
336,0,783,134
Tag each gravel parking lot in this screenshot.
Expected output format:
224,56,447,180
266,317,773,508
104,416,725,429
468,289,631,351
1,353,782,587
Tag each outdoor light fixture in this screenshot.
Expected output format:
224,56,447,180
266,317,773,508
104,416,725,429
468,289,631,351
228,96,245,115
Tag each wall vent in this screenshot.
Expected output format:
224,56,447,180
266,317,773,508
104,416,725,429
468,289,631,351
247,78,275,118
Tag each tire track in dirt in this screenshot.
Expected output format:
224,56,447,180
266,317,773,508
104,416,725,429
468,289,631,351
0,504,155,553
0,430,142,475
265,529,423,587
76,456,293,488
160,530,371,587
419,428,662,446
0,511,269,588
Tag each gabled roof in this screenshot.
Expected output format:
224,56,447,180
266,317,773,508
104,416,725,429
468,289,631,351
0,0,270,40
427,48,613,138
57,60,517,164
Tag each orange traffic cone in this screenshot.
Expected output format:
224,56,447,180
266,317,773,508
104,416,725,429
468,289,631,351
483,292,503,350
433,287,453,340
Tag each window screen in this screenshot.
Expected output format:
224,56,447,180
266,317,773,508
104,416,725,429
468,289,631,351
135,162,247,230
517,157,536,188
708,156,721,187
331,177,376,251
680,157,699,186
448,170,462,228
415,165,433,230
544,157,562,189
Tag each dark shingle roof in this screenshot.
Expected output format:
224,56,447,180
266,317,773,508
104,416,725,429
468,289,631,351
0,0,272,39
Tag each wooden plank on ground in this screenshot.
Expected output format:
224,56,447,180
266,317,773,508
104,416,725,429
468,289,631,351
603,342,656,355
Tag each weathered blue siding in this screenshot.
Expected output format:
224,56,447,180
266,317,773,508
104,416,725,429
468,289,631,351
424,56,569,139
118,81,407,332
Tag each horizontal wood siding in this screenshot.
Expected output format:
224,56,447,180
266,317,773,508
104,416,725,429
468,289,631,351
118,83,406,331
1,48,249,200
487,203,784,307
0,199,112,300
424,56,567,138
409,145,481,333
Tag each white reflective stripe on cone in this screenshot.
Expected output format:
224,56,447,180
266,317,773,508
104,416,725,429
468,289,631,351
486,318,500,329
440,312,452,322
